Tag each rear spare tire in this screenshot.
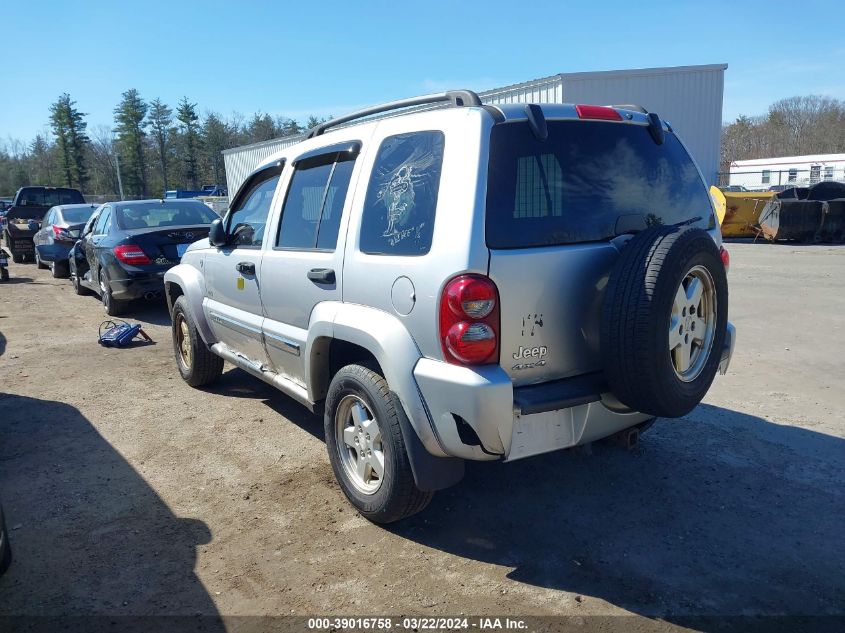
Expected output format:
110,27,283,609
601,226,728,418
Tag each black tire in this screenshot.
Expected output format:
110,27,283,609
0,268,8,282
99,268,126,316
71,259,90,295
0,514,11,576
172,296,223,387
52,260,69,279
35,250,48,269
324,364,433,524
601,226,728,418
11,250,23,264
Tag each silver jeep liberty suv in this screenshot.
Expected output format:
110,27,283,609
164,90,736,523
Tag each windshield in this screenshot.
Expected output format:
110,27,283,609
62,207,97,223
486,120,715,248
114,202,217,230
18,188,84,206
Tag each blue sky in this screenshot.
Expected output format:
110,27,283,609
2,0,843,142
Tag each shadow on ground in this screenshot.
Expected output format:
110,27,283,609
122,299,172,327
204,369,845,622
0,393,223,628
387,404,845,623
207,368,323,442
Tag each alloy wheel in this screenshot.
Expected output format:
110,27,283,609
668,265,717,382
334,394,385,494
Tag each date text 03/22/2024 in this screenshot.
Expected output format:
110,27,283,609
307,617,528,630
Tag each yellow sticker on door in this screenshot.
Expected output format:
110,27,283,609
237,277,245,290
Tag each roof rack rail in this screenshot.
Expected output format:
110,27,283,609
305,90,482,139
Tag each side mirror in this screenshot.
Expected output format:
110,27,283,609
209,218,227,247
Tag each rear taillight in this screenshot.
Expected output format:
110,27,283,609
113,244,151,265
52,225,72,242
439,274,499,365
720,245,730,272
575,104,623,121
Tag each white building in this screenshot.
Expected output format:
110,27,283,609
223,63,727,195
729,154,845,190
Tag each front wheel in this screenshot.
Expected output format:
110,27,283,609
172,296,223,387
324,364,432,523
11,250,22,264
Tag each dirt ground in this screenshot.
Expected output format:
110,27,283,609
0,242,843,628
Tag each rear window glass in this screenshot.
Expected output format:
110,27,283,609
18,188,84,206
360,131,444,256
62,207,96,223
114,203,217,230
486,121,714,248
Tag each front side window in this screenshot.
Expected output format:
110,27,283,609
276,151,356,250
810,165,821,183
788,168,798,183
824,166,834,180
360,131,445,256
227,169,282,247
762,170,771,184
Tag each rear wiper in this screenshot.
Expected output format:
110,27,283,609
672,215,702,227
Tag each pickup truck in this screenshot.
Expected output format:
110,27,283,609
2,186,85,263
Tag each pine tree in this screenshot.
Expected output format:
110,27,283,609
113,89,149,197
49,93,89,189
176,97,201,189
147,98,174,192
202,112,231,187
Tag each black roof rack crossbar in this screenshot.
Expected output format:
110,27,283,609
305,90,482,138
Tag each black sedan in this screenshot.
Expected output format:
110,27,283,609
33,203,100,278
70,199,217,315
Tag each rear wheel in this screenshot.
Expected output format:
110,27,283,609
71,259,90,295
11,250,22,264
51,260,69,279
35,250,48,269
324,364,432,523
100,268,126,316
172,296,223,387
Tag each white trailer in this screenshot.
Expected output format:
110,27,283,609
729,154,845,190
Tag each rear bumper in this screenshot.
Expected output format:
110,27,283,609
108,270,167,300
35,243,73,263
413,359,650,461
413,320,736,462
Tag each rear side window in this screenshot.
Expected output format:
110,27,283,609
276,151,356,251
93,208,112,235
360,131,444,256
486,121,714,248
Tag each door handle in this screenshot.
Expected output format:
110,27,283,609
236,262,256,275
307,268,335,284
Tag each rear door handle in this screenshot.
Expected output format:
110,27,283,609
307,268,335,284
236,262,255,275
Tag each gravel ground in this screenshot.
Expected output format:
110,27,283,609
0,242,843,629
